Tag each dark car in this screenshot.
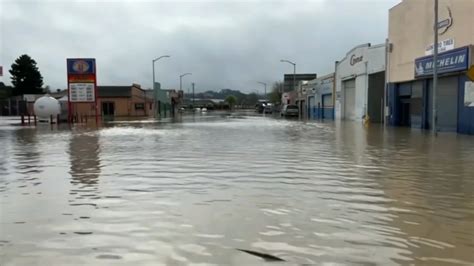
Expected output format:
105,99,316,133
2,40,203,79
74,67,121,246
255,102,269,113
281,104,299,117
263,103,273,114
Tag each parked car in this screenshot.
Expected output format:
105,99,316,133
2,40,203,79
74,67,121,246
255,102,268,113
281,104,299,117
263,103,273,114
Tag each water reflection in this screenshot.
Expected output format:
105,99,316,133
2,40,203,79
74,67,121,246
68,130,101,204
13,129,42,176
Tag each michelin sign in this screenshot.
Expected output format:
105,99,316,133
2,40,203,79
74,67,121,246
415,46,469,78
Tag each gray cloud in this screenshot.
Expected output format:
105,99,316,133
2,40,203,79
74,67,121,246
0,0,399,93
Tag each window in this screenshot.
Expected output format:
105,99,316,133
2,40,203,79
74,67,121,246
135,103,144,110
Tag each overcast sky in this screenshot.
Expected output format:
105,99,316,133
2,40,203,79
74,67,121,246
0,0,400,93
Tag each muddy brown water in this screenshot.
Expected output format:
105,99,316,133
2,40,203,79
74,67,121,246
1,113,473,265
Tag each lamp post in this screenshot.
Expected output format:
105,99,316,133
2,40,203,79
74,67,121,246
280,59,296,92
192,82,195,107
257,82,267,100
152,55,170,89
152,55,170,117
179,72,192,92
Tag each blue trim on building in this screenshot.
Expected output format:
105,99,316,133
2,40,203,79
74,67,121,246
388,74,474,135
310,107,334,120
458,75,474,134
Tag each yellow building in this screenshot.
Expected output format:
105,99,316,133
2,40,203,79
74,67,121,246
387,0,474,134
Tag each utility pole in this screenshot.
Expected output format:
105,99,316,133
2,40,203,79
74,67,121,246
179,73,192,91
257,82,267,100
152,55,170,117
280,59,297,92
432,0,439,135
192,82,195,107
293,64,296,93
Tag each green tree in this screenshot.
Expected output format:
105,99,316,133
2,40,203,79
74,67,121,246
245,93,259,106
9,54,44,96
269,81,283,104
225,95,237,110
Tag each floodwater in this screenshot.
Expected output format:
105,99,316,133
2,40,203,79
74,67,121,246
0,113,473,266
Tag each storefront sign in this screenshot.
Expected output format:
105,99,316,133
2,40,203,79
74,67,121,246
415,46,469,78
350,55,363,66
69,83,95,102
464,82,474,107
67,59,95,75
437,7,453,35
67,58,96,102
425,39,454,55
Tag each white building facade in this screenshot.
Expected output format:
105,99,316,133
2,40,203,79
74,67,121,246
335,43,386,122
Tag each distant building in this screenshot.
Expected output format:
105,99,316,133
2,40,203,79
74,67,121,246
74,83,153,118
295,80,310,118
307,73,335,120
153,82,183,116
283,73,317,92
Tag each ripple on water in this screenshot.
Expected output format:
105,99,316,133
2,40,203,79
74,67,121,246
1,114,474,265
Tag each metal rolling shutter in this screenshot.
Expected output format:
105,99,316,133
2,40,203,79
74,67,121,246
437,76,458,131
343,79,356,120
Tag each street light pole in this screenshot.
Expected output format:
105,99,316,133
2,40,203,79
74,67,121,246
280,59,297,92
257,82,267,100
179,73,192,92
152,55,171,89
192,82,195,107
152,55,170,117
433,0,439,135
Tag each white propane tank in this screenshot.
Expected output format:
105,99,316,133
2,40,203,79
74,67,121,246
33,95,61,120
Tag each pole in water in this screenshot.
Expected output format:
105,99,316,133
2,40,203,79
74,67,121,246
432,0,439,135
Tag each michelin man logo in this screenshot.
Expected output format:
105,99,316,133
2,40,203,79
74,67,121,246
415,63,425,76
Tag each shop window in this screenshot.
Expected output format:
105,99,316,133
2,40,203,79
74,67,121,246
135,103,145,110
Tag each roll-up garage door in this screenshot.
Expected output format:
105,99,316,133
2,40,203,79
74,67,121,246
343,79,356,120
437,76,458,131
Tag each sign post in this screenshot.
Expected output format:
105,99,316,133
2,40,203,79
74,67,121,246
433,0,439,135
66,58,97,124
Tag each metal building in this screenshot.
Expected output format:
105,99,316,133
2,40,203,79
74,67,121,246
307,73,335,120
335,43,386,122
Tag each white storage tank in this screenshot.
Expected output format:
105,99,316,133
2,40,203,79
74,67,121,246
33,95,61,121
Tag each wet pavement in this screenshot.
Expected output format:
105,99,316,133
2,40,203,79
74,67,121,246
1,112,473,265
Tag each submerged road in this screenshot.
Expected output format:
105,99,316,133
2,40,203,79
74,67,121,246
1,113,473,265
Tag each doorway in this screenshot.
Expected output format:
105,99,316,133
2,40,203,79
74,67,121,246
102,102,115,116
343,79,356,120
400,97,411,127
322,93,333,119
368,72,385,123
